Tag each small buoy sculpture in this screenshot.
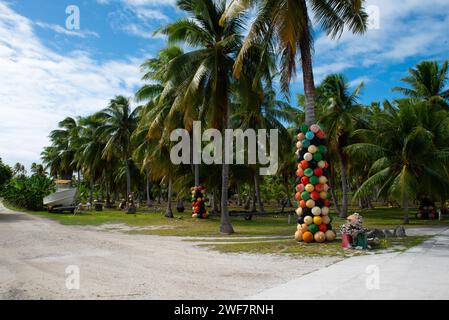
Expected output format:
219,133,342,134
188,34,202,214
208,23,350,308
191,186,209,219
294,123,336,243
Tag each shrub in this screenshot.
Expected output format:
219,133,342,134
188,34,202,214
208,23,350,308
0,158,13,192
2,174,54,210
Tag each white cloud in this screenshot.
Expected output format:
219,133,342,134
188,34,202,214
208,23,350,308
348,76,370,88
100,0,175,38
313,0,449,75
0,2,144,169
35,21,100,38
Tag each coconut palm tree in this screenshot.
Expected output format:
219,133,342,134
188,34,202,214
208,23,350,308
317,74,365,217
76,116,108,203
41,146,62,179
232,76,296,212
393,60,449,108
346,99,449,223
97,96,138,201
220,0,368,125
157,0,250,234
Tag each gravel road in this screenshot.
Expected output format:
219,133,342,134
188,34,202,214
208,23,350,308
0,202,339,300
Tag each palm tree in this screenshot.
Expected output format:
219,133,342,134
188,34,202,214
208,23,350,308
76,116,108,203
232,76,296,212
157,0,249,234
221,0,368,125
97,96,138,201
317,74,365,217
30,163,46,176
48,117,84,180
134,45,188,209
41,146,62,179
393,60,449,108
12,163,26,177
346,99,449,223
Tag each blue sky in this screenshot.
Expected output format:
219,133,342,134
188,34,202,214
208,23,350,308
0,0,448,169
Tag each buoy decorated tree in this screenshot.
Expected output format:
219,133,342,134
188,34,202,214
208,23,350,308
191,186,209,219
294,123,336,243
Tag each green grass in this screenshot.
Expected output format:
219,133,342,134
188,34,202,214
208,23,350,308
4,202,438,257
5,203,448,239
201,235,432,257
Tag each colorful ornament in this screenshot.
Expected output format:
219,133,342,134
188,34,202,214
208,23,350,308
308,224,318,234
308,145,318,154
304,216,313,225
304,168,314,177
314,231,326,243
303,231,314,243
304,152,313,161
312,206,321,216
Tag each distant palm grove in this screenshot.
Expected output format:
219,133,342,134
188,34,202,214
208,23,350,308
3,0,448,234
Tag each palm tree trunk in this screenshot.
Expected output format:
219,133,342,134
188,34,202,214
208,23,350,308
250,187,257,213
77,170,81,186
282,175,293,207
236,182,242,206
146,169,152,207
125,159,131,200
403,193,409,224
254,173,264,212
337,148,349,218
89,178,94,204
165,175,173,218
194,164,200,186
220,83,234,234
299,0,316,126
105,180,111,208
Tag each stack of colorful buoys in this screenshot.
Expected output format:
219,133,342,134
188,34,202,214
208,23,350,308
294,123,336,243
191,186,209,219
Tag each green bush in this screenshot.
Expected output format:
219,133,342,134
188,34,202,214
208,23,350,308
2,174,54,210
0,158,13,192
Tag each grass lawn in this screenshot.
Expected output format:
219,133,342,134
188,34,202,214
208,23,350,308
201,235,432,257
4,202,445,257
6,202,448,238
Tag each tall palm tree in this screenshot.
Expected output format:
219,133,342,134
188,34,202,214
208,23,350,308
76,116,108,203
393,60,449,108
346,99,449,223
157,0,248,234
41,146,62,179
221,0,368,125
46,117,83,180
97,96,138,201
233,77,296,212
317,73,365,217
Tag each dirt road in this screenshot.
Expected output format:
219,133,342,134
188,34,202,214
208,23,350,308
0,203,339,299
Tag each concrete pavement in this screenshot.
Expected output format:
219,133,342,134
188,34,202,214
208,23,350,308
250,227,449,300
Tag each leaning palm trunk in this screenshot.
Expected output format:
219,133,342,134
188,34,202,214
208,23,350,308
337,149,349,218
165,175,174,218
254,173,264,212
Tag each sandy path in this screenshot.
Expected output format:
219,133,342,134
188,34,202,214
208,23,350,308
0,203,339,300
